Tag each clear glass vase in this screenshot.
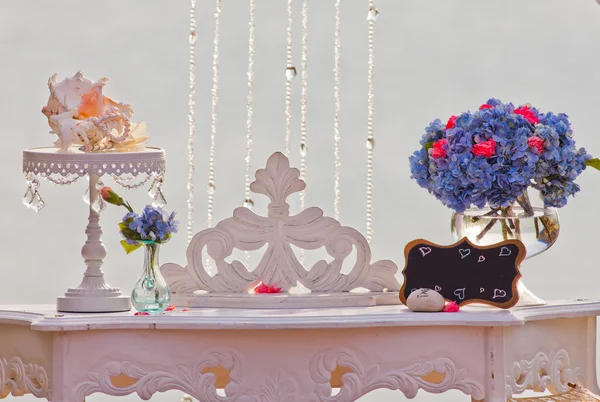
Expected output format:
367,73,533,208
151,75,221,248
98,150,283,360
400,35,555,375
450,190,560,306
131,242,171,313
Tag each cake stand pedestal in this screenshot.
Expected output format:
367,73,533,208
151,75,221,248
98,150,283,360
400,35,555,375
22,146,166,313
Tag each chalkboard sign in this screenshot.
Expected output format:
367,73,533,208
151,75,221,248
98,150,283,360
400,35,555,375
400,237,525,308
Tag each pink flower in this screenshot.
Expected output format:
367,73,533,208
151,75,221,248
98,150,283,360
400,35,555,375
514,106,539,125
254,282,282,294
446,115,458,130
134,312,150,316
165,305,176,312
472,139,496,158
479,104,493,110
182,308,190,312
443,301,459,312
431,139,447,159
99,186,125,206
528,136,544,154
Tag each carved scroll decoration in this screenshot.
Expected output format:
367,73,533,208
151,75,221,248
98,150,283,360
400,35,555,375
162,152,400,295
0,356,50,400
505,349,583,396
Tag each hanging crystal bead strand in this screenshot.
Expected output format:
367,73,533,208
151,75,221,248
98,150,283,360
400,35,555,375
366,1,378,243
243,0,256,212
243,0,256,267
22,173,45,213
205,0,222,274
187,0,198,243
333,0,341,221
284,0,295,157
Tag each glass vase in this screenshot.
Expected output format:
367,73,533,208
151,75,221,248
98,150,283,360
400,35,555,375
450,190,560,306
131,242,171,313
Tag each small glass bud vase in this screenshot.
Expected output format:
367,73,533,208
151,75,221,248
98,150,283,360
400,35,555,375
131,241,171,313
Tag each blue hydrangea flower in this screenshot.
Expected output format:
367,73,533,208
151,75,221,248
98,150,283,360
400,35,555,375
408,99,592,211
120,206,178,244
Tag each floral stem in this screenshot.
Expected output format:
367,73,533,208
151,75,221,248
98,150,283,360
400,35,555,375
516,191,535,217
123,202,134,213
476,219,497,242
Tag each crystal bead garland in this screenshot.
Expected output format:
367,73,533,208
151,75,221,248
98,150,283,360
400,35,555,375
207,0,222,230
187,0,198,244
299,0,309,210
333,0,341,221
243,0,256,267
284,0,294,157
22,173,45,213
243,0,256,211
366,0,378,243
206,0,222,273
298,0,309,265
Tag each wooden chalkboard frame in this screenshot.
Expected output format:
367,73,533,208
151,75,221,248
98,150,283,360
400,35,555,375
400,237,526,308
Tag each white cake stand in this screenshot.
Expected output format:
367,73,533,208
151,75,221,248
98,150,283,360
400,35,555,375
22,146,166,313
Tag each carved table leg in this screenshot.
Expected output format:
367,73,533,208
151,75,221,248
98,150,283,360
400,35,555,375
482,327,508,402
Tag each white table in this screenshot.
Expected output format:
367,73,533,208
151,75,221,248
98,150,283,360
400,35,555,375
0,300,599,402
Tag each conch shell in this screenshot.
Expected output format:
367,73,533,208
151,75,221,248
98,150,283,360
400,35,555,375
42,72,148,152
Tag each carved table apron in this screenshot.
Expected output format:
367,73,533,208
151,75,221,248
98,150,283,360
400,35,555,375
0,300,599,402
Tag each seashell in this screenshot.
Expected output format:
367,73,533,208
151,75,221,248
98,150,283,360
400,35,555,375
42,72,148,152
406,288,445,312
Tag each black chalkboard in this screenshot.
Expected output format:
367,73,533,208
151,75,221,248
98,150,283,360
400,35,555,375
400,237,525,308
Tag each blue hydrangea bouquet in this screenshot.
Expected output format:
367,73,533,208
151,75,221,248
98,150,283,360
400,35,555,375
100,186,178,312
409,98,599,249
99,187,178,253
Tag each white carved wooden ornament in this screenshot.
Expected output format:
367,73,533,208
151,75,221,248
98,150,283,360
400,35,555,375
0,356,50,400
162,152,400,308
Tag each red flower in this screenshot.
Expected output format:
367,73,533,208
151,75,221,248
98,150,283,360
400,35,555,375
514,106,539,125
472,139,496,158
479,104,493,110
134,312,150,316
182,308,190,312
446,115,458,130
431,139,447,159
528,136,544,154
165,305,176,312
254,282,282,294
443,301,459,312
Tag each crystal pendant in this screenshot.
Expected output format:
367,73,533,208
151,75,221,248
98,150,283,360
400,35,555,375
148,175,162,199
366,138,376,150
286,67,297,82
243,198,254,209
29,191,45,213
84,178,106,213
367,7,379,21
207,182,216,195
300,143,308,157
22,186,34,207
152,188,168,208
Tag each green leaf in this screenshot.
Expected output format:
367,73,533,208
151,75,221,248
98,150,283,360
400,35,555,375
424,142,434,153
585,158,600,171
120,240,142,254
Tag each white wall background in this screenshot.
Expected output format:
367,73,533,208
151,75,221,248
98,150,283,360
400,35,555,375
1,1,600,401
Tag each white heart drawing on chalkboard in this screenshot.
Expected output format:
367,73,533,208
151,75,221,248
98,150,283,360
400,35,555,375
419,246,432,257
480,287,485,293
458,249,471,259
434,285,442,292
454,288,466,300
493,289,507,299
477,255,485,263
499,247,511,257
